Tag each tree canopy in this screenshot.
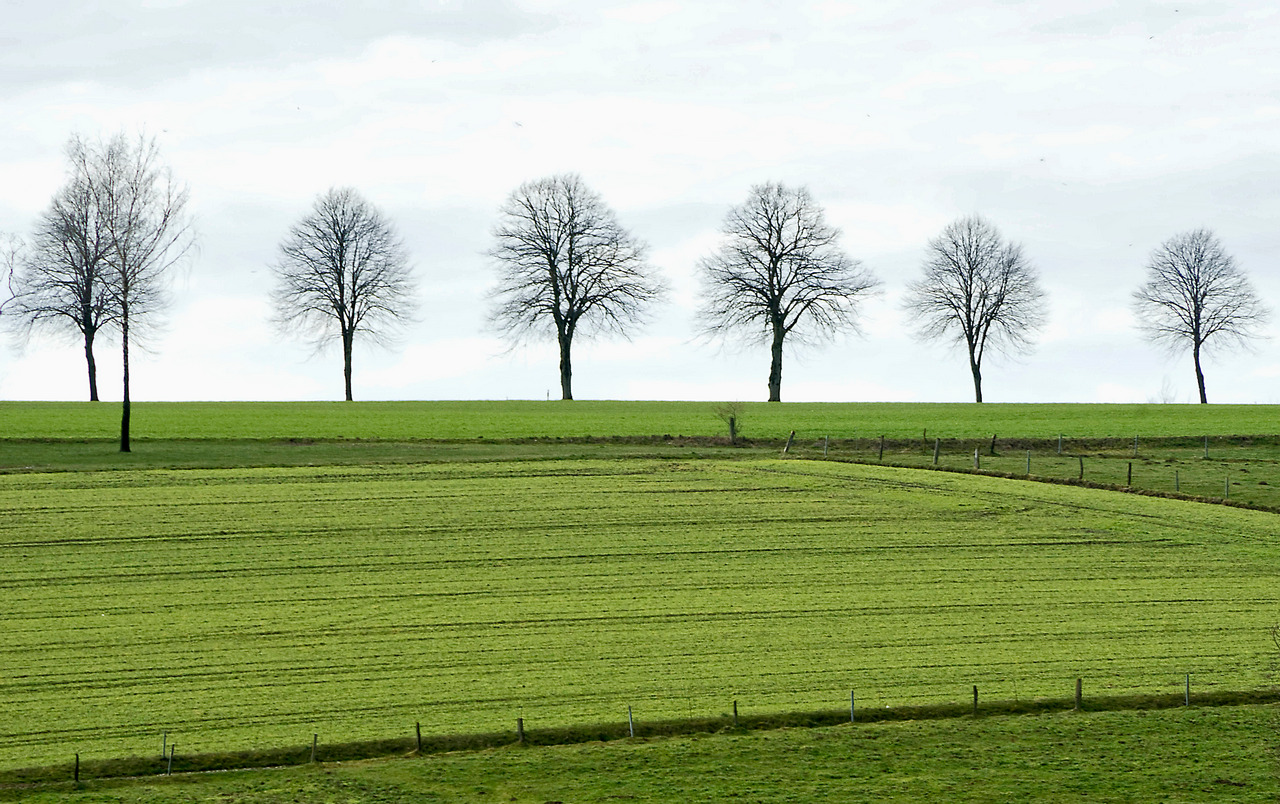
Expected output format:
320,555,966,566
697,182,878,402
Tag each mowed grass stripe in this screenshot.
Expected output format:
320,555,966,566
2,459,1278,769
3,399,1280,441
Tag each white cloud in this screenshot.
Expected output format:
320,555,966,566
1035,125,1132,148
1092,383,1146,403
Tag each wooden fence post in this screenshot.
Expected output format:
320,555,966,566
1057,434,1063,455
167,744,175,775
733,700,738,726
1026,450,1031,475
74,753,79,783
933,438,940,465
1185,674,1191,706
823,435,829,457
878,435,885,460
517,717,525,744
1075,678,1082,710
628,705,634,738
416,721,422,753
783,430,796,454
972,685,978,714
973,449,979,469
1127,462,1132,487
1078,456,1084,479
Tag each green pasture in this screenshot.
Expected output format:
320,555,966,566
1,399,1277,441
2,458,1278,772
8,706,1278,803
792,436,1280,510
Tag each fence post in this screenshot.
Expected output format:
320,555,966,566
416,721,422,753
1186,674,1191,706
783,430,796,454
878,435,885,460
1127,462,1132,487
933,438,940,465
1057,434,1063,455
823,435,829,457
1075,678,1082,710
1133,435,1138,457
1175,470,1180,492
973,449,979,469
850,689,855,723
733,700,738,726
1026,450,1031,475
517,717,525,744
167,744,175,775
1078,456,1084,479
972,685,979,714
628,705,634,738
74,753,79,783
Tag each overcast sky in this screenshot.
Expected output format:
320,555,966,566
2,0,1278,404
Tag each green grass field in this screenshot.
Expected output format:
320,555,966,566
4,705,1277,803
3,457,1279,774
2,399,1278,441
2,400,1279,799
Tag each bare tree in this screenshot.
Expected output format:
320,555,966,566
1133,228,1269,404
488,174,663,400
93,133,194,451
903,215,1045,403
0,233,19,318
7,137,116,401
272,187,416,402
697,182,879,402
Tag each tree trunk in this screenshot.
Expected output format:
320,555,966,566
968,350,983,403
767,326,784,402
119,313,131,453
84,327,99,402
342,328,354,402
1193,342,1207,404
558,330,573,400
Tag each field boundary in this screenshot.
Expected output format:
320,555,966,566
820,454,1280,515
4,688,1278,789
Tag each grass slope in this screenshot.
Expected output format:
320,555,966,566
6,706,1279,803
3,459,1278,771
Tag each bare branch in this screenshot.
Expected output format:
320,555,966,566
6,132,191,419
487,173,665,400
271,187,417,401
903,215,1046,403
6,138,118,400
1132,228,1269,403
696,182,879,402
0,233,20,319
89,132,194,450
